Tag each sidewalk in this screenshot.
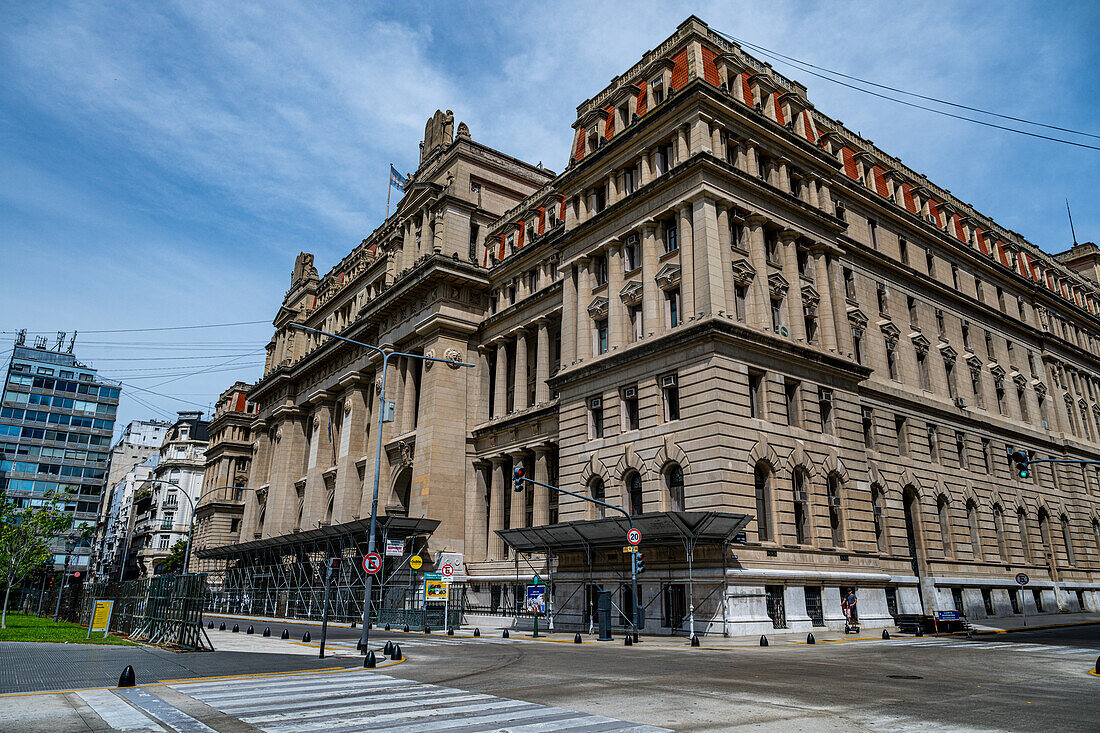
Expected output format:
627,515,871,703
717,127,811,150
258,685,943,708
961,610,1100,633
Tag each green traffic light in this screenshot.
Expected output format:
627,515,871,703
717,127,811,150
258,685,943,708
1019,469,1029,479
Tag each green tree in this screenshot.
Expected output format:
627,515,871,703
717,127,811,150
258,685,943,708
0,489,73,629
155,539,189,575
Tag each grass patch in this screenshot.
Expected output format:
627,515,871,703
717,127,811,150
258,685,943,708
0,612,137,646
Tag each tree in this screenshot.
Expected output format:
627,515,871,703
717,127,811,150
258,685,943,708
0,489,73,629
155,539,189,575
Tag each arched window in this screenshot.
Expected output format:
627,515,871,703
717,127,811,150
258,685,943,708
754,462,772,542
589,477,607,519
295,496,305,530
325,492,334,525
871,485,887,553
966,501,982,561
1038,510,1052,562
1061,516,1076,565
902,488,922,560
627,472,643,516
993,504,1008,561
257,503,266,535
827,473,844,547
937,496,953,558
169,468,181,484
1017,508,1032,563
1093,519,1100,558
792,469,810,545
666,465,685,512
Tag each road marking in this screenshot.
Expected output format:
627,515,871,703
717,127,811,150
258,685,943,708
76,689,165,732
116,687,218,733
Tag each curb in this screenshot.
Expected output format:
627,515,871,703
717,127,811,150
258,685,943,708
937,620,1100,638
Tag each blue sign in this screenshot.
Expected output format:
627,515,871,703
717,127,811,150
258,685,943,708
525,584,546,613
936,610,961,621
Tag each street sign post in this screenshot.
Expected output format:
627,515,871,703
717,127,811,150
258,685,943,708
1016,573,1030,627
363,552,382,575
526,584,546,638
441,563,454,579
627,528,641,546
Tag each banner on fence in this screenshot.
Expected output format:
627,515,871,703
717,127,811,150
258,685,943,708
424,579,449,603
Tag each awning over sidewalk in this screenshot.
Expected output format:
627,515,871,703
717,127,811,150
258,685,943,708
197,515,439,560
495,511,751,554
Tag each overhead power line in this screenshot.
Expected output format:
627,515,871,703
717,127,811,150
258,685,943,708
0,320,269,336
713,28,1100,152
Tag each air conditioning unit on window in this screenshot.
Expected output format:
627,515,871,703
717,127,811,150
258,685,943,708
1042,419,1049,429
548,253,560,263
778,326,792,338
589,397,602,409
796,491,809,503
954,397,967,408
660,374,677,388
829,496,842,507
623,386,637,399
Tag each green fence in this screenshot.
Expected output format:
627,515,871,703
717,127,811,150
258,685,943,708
81,574,212,651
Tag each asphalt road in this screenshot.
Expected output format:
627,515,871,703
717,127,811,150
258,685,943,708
202,614,1100,732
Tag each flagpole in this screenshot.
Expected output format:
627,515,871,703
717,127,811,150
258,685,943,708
386,164,392,220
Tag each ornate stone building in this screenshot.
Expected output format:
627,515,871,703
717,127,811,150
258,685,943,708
211,17,1100,633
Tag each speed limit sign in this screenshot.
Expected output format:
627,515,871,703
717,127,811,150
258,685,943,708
363,552,383,575
627,528,641,546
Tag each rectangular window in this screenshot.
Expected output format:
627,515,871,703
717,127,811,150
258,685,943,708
997,287,1006,311
927,424,940,462
592,254,608,286
868,219,878,249
666,289,681,328
962,321,971,350
749,372,765,420
876,283,889,314
955,431,968,469
907,296,918,326
896,415,909,456
624,235,639,271
621,387,639,432
1018,386,1030,423
818,388,834,434
862,407,876,449
951,264,960,290
595,320,608,355
917,350,930,391
661,375,680,422
971,369,984,408
664,221,678,253
843,267,856,300
628,305,643,342
936,309,945,337
976,279,984,303
589,397,604,439
622,165,636,195
926,249,936,278
765,230,779,265
734,284,747,322
899,237,909,265
784,379,801,428
886,340,899,381
945,358,957,399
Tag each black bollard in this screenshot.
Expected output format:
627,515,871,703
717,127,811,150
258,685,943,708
367,622,372,630
915,626,923,637
574,633,582,644
447,627,454,636
473,628,481,637
383,640,394,655
424,625,430,634
281,628,289,639
263,627,270,637
302,631,311,643
384,623,391,631
882,629,891,640
219,622,226,631
118,665,136,688
350,620,356,628
207,621,214,629
390,644,402,661
364,650,377,668
502,629,509,638
690,635,700,647
356,638,363,651
246,625,254,635
807,633,815,644
403,624,410,633
232,624,239,633
1095,656,1099,675
760,635,769,647
624,635,633,646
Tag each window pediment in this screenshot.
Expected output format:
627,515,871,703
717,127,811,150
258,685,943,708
801,283,820,311
768,271,789,299
619,280,643,307
847,306,868,329
938,342,957,363
731,258,756,286
880,320,901,343
989,363,1006,383
655,263,681,291
587,295,610,319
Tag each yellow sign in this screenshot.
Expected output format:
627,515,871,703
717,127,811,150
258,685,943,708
409,555,423,570
90,600,113,634
424,579,449,602
623,545,639,553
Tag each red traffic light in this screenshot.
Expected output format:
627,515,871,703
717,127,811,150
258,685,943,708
512,466,525,492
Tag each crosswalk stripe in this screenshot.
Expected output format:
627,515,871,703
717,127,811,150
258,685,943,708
366,707,588,733
116,687,218,733
186,676,406,705
255,698,541,733
207,682,421,713
175,670,377,694
76,689,164,732
242,691,492,722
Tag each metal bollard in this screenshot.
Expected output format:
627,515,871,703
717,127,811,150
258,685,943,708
882,629,890,640
403,624,410,633
207,621,214,629
574,633,582,644
502,629,509,638
390,644,402,661
263,627,271,637
383,640,393,655
473,628,481,637
423,625,430,634
624,635,632,646
246,625,254,635
281,628,289,639
760,635,768,647
807,633,815,644
690,635,700,647
219,622,226,631
118,665,135,688
384,623,391,631
364,650,377,668
302,631,311,643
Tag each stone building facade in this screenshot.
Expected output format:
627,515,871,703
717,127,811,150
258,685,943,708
191,383,255,574
224,17,1100,634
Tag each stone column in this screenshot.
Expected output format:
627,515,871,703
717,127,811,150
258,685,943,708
532,447,551,527
829,255,854,357
743,140,760,178
608,241,625,350
334,385,369,523
777,159,792,193
467,462,490,561
675,125,689,164
678,203,695,319
608,171,620,206
509,451,527,529
807,176,821,209
493,340,508,418
535,318,551,405
577,191,588,222
576,258,592,361
487,456,506,560
716,204,735,313
711,124,724,159
745,216,771,330
639,149,652,186
818,180,834,216
402,356,418,433
811,246,838,351
514,329,529,412
476,347,491,421
781,233,805,341
562,265,577,365
691,196,725,317
642,223,662,338
690,115,711,154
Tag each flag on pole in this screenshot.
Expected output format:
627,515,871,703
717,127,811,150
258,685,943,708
390,164,407,193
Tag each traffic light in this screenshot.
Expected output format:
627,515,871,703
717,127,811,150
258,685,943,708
634,552,645,574
1008,449,1030,479
512,466,525,492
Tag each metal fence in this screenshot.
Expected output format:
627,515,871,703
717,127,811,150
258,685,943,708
81,574,211,651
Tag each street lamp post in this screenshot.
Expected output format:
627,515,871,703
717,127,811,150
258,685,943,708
514,472,640,642
290,323,474,653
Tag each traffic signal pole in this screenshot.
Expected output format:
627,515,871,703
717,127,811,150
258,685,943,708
513,469,640,642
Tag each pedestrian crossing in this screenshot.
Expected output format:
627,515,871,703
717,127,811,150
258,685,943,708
170,669,670,732
866,637,1100,655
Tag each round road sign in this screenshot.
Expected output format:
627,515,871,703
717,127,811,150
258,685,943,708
363,552,383,575
1015,572,1029,586
627,528,641,546
409,555,423,571
441,563,454,579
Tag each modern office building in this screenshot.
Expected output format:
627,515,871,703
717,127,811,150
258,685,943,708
130,411,209,577
92,419,170,578
191,383,255,575
1,333,119,570
206,17,1100,633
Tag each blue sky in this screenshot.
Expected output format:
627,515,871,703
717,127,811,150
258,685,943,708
1,0,1097,435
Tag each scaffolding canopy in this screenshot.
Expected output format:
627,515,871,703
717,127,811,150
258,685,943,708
196,516,440,560
495,511,751,554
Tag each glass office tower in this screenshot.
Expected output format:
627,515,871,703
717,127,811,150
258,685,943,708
0,335,120,570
